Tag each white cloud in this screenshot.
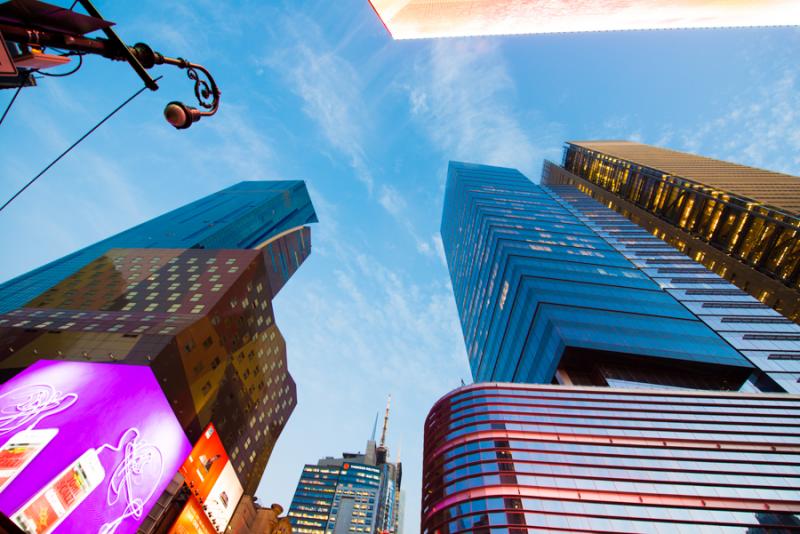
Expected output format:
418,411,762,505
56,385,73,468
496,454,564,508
432,234,447,266
672,70,800,175
409,88,428,114
378,184,406,216
264,12,455,265
267,21,375,193
407,39,561,176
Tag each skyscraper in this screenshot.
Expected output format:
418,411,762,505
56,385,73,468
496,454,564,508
441,161,800,392
422,160,800,532
368,0,800,40
0,180,317,313
0,181,316,513
288,401,402,534
549,141,800,322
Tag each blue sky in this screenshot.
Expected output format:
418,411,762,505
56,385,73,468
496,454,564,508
1,0,799,529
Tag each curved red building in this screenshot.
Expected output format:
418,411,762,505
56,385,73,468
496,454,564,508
422,383,800,533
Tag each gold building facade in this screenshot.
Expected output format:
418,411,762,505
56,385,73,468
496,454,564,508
544,141,800,322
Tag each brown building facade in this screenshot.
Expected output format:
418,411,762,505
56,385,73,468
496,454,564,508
544,141,800,322
0,226,311,495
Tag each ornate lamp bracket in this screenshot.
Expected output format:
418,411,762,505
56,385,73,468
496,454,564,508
130,42,221,129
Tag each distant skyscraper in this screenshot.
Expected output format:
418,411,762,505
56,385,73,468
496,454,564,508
0,180,317,313
368,0,800,40
288,400,402,534
424,160,800,532
0,181,317,500
550,141,800,322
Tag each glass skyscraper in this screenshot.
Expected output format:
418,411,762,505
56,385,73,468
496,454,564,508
440,161,800,392
289,461,384,533
550,141,800,322
0,180,317,313
423,160,800,533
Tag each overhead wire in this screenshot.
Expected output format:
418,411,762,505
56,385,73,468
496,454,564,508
0,75,163,214
1,46,85,126
0,81,24,126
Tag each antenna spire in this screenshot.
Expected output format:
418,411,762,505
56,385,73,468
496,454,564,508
371,411,379,442
379,394,391,448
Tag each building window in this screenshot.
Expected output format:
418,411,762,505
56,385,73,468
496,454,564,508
767,353,800,360
743,334,800,341
702,302,766,309
721,317,791,324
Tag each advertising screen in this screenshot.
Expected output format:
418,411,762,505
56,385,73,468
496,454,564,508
0,360,192,534
369,0,800,39
177,424,243,533
167,496,215,534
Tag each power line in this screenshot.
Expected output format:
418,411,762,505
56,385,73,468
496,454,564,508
0,81,24,127
0,76,163,214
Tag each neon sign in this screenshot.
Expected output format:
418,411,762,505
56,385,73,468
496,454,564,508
0,360,191,534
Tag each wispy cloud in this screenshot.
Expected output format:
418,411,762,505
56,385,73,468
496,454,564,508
262,11,455,264
406,39,561,177
266,18,375,193
673,69,800,175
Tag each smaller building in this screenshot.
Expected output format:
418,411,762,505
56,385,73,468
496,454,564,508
288,402,402,533
289,460,382,533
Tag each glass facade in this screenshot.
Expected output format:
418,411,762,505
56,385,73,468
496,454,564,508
558,142,800,321
288,462,383,534
288,438,403,534
549,183,800,393
0,181,318,497
422,384,800,534
441,161,759,387
0,180,318,313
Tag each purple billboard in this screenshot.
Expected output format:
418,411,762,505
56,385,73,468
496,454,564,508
0,360,192,534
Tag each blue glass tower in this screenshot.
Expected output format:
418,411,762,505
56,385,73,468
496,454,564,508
441,161,799,392
0,181,317,312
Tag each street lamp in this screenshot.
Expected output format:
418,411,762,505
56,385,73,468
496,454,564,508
0,0,221,129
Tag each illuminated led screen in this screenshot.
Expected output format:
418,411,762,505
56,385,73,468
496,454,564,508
167,496,215,534
177,424,243,533
0,360,192,534
369,0,800,39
